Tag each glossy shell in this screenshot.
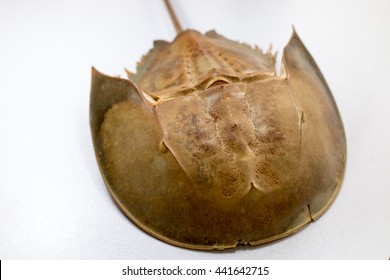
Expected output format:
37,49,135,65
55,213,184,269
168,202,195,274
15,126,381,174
90,30,346,250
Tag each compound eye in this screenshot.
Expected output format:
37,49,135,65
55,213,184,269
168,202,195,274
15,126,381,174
206,78,230,89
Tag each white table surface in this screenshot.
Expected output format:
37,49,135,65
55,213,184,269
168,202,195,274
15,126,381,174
1,0,389,259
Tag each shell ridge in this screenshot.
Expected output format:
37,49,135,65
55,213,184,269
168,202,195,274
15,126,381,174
154,103,193,180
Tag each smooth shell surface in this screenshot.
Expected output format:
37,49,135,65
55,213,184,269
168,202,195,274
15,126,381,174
90,30,346,250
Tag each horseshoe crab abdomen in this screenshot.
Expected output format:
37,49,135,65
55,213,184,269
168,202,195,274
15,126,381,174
131,30,276,99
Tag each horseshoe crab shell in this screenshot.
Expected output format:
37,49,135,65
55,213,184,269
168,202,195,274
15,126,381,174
90,29,346,250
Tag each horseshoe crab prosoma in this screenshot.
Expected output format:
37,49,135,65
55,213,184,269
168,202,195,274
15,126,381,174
90,0,346,250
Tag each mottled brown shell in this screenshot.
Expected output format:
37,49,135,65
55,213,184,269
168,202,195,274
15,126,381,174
90,29,346,250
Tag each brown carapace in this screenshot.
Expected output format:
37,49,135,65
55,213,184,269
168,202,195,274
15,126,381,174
90,2,346,250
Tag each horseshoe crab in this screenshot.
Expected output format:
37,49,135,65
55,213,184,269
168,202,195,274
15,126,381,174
90,0,346,250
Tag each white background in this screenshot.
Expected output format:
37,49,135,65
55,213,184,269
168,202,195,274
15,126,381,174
0,0,389,259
